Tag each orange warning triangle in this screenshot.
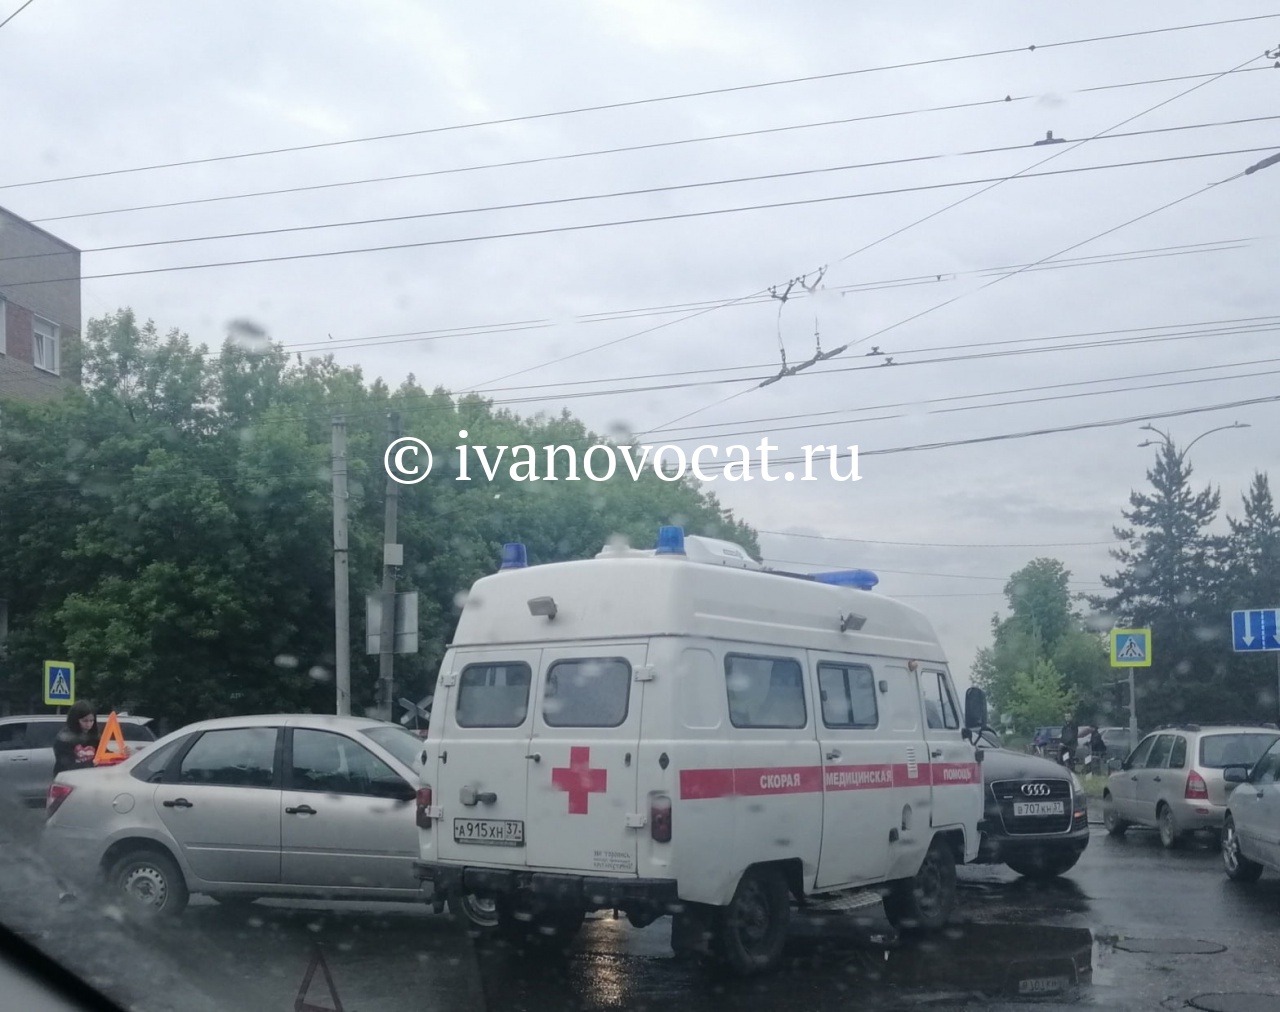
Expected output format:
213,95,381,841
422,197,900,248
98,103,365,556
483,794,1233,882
295,946,344,1012
93,712,131,766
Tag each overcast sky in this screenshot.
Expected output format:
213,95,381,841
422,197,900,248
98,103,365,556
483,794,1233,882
3,1,1279,685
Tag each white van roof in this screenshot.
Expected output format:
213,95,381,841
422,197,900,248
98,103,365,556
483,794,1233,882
450,530,947,662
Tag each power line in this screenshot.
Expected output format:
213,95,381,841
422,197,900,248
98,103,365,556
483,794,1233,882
5,14,1275,191
279,238,1255,356
0,0,36,31
7,144,1269,293
26,67,1272,227
9,119,1275,268
652,356,1280,445
639,48,1266,434
757,530,1114,549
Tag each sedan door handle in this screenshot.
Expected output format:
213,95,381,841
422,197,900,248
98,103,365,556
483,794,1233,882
162,798,193,809
9,755,28,762
1153,776,1161,782
285,804,317,815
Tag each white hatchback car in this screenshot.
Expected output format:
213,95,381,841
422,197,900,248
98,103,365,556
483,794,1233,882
43,713,433,915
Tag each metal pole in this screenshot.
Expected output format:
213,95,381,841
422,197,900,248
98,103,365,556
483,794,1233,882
1275,653,1279,726
1128,668,1138,741
377,412,401,723
332,417,351,716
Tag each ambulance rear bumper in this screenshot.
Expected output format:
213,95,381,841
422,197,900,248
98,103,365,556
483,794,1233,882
414,861,679,909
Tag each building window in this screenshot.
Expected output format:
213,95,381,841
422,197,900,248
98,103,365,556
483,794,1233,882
33,316,59,374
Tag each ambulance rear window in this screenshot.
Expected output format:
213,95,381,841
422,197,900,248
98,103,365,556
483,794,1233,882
456,662,533,728
543,658,631,727
725,654,807,729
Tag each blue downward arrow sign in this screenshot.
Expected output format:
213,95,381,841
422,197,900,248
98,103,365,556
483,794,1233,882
1265,609,1280,650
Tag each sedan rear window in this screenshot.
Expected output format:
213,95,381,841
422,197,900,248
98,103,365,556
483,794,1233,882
1199,733,1278,769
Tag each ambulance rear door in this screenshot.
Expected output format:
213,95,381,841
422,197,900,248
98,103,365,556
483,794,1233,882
524,643,649,877
434,650,541,867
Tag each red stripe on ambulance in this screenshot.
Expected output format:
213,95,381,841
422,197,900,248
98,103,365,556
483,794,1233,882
678,761,979,800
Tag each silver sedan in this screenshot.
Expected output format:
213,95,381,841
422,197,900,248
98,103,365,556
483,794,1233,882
43,713,435,915
1222,736,1280,883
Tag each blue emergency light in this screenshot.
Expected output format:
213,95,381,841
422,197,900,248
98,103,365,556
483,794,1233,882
811,569,879,590
655,525,686,555
500,543,528,569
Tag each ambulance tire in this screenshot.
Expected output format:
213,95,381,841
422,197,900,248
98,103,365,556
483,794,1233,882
447,891,502,934
883,836,956,934
712,866,791,976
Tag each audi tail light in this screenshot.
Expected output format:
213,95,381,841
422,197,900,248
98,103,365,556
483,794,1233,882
650,794,672,843
1185,770,1209,800
46,783,74,818
416,786,434,829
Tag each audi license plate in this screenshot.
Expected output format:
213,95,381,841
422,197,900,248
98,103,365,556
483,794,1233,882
1013,800,1064,817
453,818,524,846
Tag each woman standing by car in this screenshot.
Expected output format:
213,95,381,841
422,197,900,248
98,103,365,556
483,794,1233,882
52,701,98,776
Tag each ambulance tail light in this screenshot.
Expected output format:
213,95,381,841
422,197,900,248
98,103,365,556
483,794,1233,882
416,785,434,828
1185,770,1209,800
650,794,672,843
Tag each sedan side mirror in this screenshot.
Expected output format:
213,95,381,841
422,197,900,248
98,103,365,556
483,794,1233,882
964,687,988,730
1222,765,1250,785
1107,758,1123,773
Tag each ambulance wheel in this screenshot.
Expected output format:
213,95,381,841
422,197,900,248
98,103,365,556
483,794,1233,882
712,866,791,975
884,836,955,933
447,891,501,934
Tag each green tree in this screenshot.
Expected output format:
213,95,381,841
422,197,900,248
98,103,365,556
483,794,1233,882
1006,658,1078,735
0,309,758,726
1090,439,1227,726
1219,473,1280,718
972,558,1108,724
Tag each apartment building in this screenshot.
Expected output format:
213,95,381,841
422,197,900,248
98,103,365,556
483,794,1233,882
0,204,82,403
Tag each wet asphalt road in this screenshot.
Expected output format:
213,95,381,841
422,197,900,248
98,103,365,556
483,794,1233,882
6,815,1280,1012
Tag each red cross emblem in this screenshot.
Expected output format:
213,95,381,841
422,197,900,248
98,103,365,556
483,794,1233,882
551,746,607,815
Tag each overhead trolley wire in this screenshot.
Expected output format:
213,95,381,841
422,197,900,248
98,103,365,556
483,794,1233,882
3,13,1275,191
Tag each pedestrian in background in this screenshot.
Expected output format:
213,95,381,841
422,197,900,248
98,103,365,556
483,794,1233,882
53,701,98,776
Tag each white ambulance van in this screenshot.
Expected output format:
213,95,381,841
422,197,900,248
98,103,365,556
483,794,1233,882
414,526,989,974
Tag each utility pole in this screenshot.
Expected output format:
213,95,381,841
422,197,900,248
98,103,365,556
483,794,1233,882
377,412,401,723
331,416,351,716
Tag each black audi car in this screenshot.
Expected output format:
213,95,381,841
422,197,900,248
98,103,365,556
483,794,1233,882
972,730,1091,879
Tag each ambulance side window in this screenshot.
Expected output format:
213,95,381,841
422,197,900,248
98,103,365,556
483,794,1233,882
543,658,631,728
456,662,532,728
817,663,878,729
920,671,960,730
725,654,806,729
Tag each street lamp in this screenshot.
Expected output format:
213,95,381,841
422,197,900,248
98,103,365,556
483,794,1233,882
1138,421,1251,459
1120,422,1252,740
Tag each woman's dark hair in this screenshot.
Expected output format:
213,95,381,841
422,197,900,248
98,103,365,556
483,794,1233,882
65,700,96,728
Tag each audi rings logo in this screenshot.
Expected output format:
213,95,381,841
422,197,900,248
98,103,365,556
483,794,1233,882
384,437,433,485
1021,782,1053,797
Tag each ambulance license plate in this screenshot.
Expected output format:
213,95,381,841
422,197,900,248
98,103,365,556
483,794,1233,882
453,818,524,846
1018,976,1068,995
1013,801,1064,817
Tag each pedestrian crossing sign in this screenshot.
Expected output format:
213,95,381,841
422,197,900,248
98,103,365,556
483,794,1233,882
43,660,75,706
1110,629,1152,667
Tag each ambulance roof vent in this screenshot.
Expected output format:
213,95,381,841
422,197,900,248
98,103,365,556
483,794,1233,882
810,569,879,590
681,534,764,570
499,543,528,570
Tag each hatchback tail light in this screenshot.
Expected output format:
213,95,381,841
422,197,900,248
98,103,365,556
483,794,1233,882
46,783,74,817
650,794,672,843
416,786,434,829
1185,770,1209,800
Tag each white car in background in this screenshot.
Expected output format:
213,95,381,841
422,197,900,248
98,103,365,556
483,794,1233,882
1222,736,1280,883
43,713,435,915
